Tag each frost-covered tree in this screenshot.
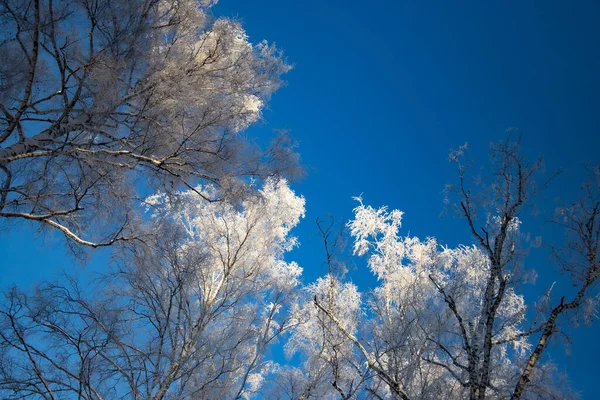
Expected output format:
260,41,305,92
289,141,596,400
279,274,365,400
0,0,298,247
265,219,372,400
0,178,305,399
440,140,595,400
341,199,538,399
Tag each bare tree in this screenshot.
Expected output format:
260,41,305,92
511,166,600,399
431,139,595,400
0,0,298,247
434,140,544,400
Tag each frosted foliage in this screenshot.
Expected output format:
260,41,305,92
147,178,305,296
0,0,296,247
243,362,275,399
276,275,364,399
436,246,528,351
149,19,289,138
493,215,522,233
138,179,304,397
287,275,361,359
345,199,533,398
348,197,404,260
0,179,305,399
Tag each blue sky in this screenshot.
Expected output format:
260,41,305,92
212,0,600,397
1,0,599,397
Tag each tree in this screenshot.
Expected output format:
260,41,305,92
1,133,597,399
282,274,365,400
297,140,596,399
0,0,298,248
0,178,305,399
442,141,597,400
276,219,367,400
511,165,600,400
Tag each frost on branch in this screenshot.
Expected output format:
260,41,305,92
281,275,364,400
0,0,298,248
330,141,590,400
145,178,305,295
299,195,558,400
0,178,305,399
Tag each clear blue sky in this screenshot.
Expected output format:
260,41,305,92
1,0,599,397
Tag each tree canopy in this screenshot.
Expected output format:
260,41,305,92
0,0,299,247
1,1,599,399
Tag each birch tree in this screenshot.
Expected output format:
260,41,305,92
442,141,595,400
511,166,600,400
0,0,297,247
296,140,594,400
280,274,365,400
0,178,305,399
